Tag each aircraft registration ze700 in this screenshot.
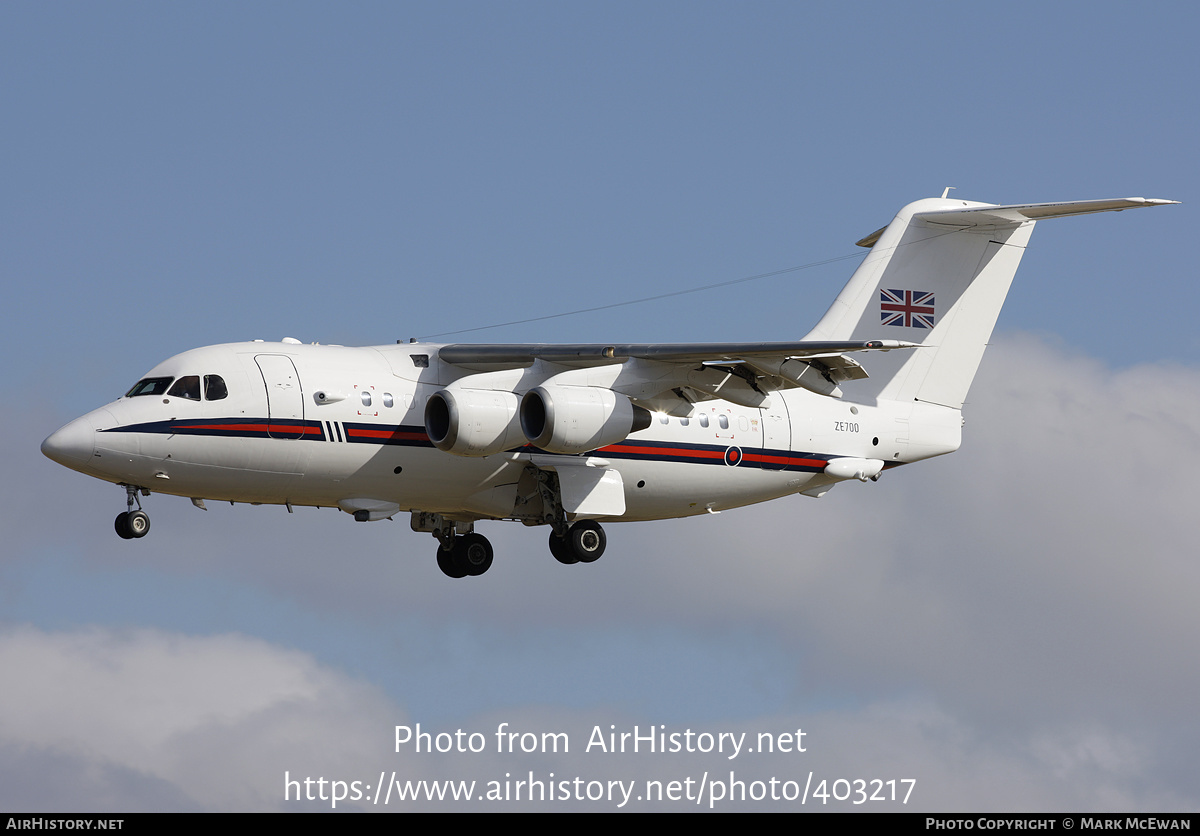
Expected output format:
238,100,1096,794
43,194,1177,577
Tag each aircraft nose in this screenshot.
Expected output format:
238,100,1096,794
42,414,99,469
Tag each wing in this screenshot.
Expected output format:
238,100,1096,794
437,339,920,404
438,339,913,366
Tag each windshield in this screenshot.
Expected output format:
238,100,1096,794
204,374,228,400
125,377,173,397
167,375,201,400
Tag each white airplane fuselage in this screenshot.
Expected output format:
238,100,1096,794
48,340,952,523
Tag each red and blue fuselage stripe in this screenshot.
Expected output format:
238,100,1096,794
104,419,832,471
104,417,326,440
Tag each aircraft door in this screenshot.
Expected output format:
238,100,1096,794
759,401,792,471
255,355,306,440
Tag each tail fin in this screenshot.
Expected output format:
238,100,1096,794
804,196,1177,408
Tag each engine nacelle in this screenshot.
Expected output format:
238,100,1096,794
520,385,651,454
424,388,524,457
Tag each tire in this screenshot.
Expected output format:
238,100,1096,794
114,512,133,540
457,533,493,577
437,544,467,578
569,520,606,563
549,530,577,565
126,510,150,539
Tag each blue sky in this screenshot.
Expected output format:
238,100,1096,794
2,2,1196,811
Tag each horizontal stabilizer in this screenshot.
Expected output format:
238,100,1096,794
917,197,1179,227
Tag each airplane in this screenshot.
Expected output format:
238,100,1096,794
42,194,1177,578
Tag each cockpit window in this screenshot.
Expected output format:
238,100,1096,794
204,375,228,401
167,375,201,401
126,377,174,398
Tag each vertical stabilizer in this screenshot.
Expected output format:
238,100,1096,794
805,196,1176,408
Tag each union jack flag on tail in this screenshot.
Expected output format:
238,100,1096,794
880,288,935,329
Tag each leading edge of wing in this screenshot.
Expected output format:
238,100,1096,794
437,339,919,368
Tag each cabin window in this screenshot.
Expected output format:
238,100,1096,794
718,415,729,429
383,393,394,408
361,391,372,407
167,375,201,401
204,375,228,401
680,417,690,426
126,377,173,397
659,415,669,425
698,414,709,428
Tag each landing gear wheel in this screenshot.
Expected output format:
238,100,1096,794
126,510,150,539
549,531,577,565
437,544,467,579
114,512,133,540
569,520,606,563
116,485,150,540
457,532,493,577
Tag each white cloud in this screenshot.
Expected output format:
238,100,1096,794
626,335,1200,725
7,334,1199,811
0,626,398,811
1,622,1192,811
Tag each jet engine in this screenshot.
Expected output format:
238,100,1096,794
424,388,525,457
520,386,652,455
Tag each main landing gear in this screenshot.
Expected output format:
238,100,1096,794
413,514,495,579
434,529,494,578
434,520,607,577
114,484,150,540
415,512,607,579
548,520,607,565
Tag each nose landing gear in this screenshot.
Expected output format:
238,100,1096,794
115,485,150,540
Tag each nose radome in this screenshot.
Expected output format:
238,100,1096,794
42,415,98,469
